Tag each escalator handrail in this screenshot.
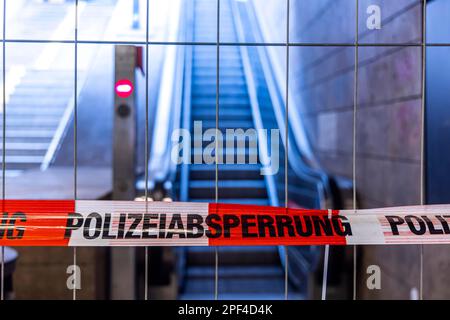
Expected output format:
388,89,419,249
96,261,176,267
147,0,187,192
242,1,333,209
230,0,280,207
178,3,195,201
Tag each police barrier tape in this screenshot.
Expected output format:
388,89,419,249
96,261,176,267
1,200,450,246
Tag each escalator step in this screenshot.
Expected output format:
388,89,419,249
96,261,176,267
189,164,262,180
192,198,270,206
192,96,250,106
186,266,283,279
182,275,285,294
192,83,247,94
187,246,280,266
194,120,255,129
178,0,298,300
189,180,267,199
193,77,246,86
191,108,252,120
179,292,304,300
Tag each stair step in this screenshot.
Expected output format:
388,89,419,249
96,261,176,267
194,65,243,72
193,61,242,69
3,155,43,164
1,130,54,138
3,108,64,115
192,198,270,206
11,87,73,96
194,77,246,86
193,92,249,101
192,84,248,95
5,137,52,144
192,108,252,120
7,97,70,105
179,292,304,300
0,142,48,151
5,118,60,126
182,275,285,294
187,266,283,279
0,170,24,178
194,52,241,59
192,97,250,107
189,164,262,180
194,120,254,129
187,246,280,266
189,180,267,199
193,69,243,78
191,148,259,162
2,150,47,157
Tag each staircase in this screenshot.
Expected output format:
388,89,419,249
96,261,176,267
0,0,116,176
0,69,74,176
178,0,301,300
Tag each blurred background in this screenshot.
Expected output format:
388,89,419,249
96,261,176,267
1,0,450,300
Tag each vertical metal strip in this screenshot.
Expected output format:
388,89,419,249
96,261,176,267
73,0,79,301
321,209,332,300
214,0,220,301
419,0,427,301
352,0,359,301
1,0,6,302
144,0,150,301
284,0,290,301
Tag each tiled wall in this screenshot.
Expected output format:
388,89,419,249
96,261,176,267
288,0,423,208
14,247,101,299
253,0,450,299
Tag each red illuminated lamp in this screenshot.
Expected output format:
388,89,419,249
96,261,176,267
115,79,134,98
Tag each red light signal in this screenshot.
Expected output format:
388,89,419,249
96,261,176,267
115,79,134,98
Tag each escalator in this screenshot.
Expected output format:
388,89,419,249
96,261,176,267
176,0,300,300
145,0,350,300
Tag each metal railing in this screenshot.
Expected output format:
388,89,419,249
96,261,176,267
145,0,187,199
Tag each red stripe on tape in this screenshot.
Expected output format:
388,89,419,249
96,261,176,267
0,200,74,246
0,200,449,246
208,203,347,246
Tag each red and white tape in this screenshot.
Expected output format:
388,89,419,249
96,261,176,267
1,200,450,246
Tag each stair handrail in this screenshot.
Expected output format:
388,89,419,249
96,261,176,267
229,0,279,207
146,0,187,195
234,1,333,209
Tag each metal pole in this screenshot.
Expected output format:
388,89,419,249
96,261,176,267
144,0,150,301
419,0,427,301
214,0,220,301
73,0,79,301
352,0,359,301
284,0,290,301
1,0,7,301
